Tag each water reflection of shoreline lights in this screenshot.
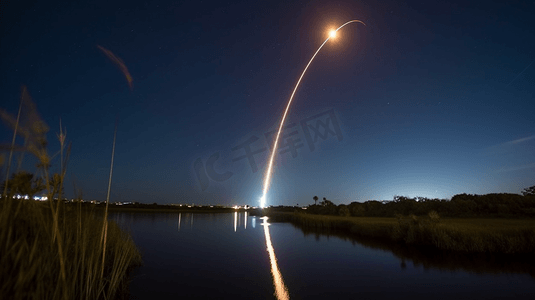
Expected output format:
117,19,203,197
261,217,290,300
234,212,237,232
233,212,249,232
178,213,181,232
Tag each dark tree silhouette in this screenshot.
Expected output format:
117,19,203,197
338,204,350,217
323,199,334,206
1,171,45,200
306,193,535,218
522,185,535,196
321,197,335,206
313,196,318,206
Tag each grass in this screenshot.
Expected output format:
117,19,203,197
0,198,141,299
265,211,535,254
294,220,535,278
1,87,141,299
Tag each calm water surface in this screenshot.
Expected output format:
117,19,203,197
112,213,535,300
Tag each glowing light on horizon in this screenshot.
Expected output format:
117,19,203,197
260,195,267,209
261,217,289,300
260,20,366,207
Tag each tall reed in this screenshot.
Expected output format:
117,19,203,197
0,199,141,299
0,87,141,299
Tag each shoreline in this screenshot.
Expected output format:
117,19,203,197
98,206,535,254
262,211,535,254
74,203,250,214
102,206,238,214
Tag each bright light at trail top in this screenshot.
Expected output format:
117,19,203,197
329,30,337,38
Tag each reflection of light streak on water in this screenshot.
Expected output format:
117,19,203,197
244,211,248,229
261,217,290,300
190,214,193,229
252,217,256,229
260,20,366,208
178,213,181,232
234,212,237,232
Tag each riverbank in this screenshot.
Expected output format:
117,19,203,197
0,199,142,299
90,204,239,214
263,211,535,254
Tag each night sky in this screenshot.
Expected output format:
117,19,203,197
1,0,534,206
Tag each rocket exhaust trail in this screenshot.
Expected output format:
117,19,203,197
260,20,366,208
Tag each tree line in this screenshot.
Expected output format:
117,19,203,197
1,171,63,201
309,186,535,218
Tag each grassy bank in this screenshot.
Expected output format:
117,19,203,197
265,211,535,254
1,80,141,299
0,199,142,299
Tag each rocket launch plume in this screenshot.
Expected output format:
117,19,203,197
260,20,366,208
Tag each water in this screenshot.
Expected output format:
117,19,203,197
111,212,535,300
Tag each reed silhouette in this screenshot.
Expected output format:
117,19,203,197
0,87,141,299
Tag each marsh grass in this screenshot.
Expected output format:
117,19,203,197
0,198,141,299
1,87,141,299
266,211,535,254
294,220,535,278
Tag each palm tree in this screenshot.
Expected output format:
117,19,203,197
313,196,318,206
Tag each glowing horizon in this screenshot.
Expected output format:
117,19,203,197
260,20,366,208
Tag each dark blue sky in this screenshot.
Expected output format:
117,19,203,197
1,0,534,206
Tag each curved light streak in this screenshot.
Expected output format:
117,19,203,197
97,45,133,90
261,217,289,300
260,20,366,208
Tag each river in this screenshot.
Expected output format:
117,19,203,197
111,212,535,300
